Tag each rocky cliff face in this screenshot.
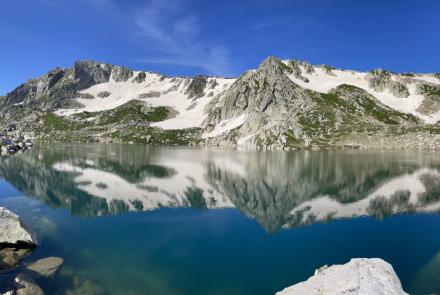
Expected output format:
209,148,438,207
0,61,136,114
1,57,439,150
204,57,422,149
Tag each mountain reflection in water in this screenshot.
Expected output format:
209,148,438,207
1,144,440,232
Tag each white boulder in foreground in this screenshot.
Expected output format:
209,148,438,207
276,258,408,295
0,207,37,245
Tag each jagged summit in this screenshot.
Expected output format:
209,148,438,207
0,56,439,150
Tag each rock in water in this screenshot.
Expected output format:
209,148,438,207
14,274,44,295
0,207,37,245
26,257,64,278
276,258,408,295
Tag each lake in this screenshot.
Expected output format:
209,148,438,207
1,144,440,294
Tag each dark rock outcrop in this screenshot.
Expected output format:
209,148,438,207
185,75,207,99
73,61,112,90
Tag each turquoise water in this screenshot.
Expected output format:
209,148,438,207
1,144,440,294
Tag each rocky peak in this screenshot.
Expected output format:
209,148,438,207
73,60,112,90
258,56,291,75
204,56,311,146
0,67,70,109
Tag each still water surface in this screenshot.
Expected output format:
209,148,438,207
1,144,440,294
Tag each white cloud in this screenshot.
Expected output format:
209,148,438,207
133,0,232,76
36,0,232,76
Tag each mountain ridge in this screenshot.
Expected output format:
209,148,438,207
1,57,440,150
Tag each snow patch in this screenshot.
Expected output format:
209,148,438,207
55,73,235,130
202,114,246,138
286,65,439,123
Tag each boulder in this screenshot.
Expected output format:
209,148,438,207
0,248,21,267
0,246,32,271
0,207,37,245
26,257,64,278
276,258,408,295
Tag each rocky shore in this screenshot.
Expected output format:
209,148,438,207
0,207,63,295
276,258,408,295
0,125,33,156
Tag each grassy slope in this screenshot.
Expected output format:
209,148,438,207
39,100,201,145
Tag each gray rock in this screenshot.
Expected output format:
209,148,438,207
26,257,64,278
276,258,408,295
287,60,309,82
0,137,33,156
207,79,218,89
78,93,94,99
0,207,37,245
0,138,13,146
0,68,69,110
204,56,313,148
366,69,410,98
24,140,33,147
133,72,146,83
73,61,112,90
1,146,8,155
321,64,336,76
97,91,111,98
0,247,32,271
185,76,207,99
111,66,133,82
137,91,161,99
415,83,440,115
300,61,315,74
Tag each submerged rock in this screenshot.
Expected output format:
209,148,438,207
26,257,64,278
0,248,31,270
14,274,44,295
60,267,106,295
276,258,407,295
0,207,37,245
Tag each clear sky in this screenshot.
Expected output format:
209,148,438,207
1,0,439,95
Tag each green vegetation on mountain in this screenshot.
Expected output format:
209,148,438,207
1,57,440,150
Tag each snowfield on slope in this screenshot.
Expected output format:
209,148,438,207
56,72,235,130
285,63,440,123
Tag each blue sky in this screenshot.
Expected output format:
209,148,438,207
1,0,439,95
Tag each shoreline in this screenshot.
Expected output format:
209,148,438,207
34,139,440,152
